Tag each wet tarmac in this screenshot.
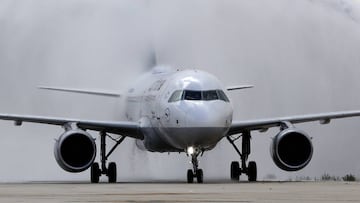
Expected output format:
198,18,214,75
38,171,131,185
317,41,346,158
0,181,359,202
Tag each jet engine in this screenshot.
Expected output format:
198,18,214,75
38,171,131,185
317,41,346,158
271,128,313,171
54,129,96,173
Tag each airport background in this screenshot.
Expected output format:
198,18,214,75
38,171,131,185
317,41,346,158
0,0,360,182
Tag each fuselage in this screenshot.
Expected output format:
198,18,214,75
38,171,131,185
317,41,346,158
125,68,233,153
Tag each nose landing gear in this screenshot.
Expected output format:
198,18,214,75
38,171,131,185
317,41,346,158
186,147,204,183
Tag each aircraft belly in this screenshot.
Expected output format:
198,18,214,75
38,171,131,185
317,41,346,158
161,127,227,150
138,126,227,152
140,127,182,152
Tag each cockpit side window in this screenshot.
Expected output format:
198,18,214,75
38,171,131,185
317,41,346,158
184,90,202,100
168,90,183,102
217,90,230,102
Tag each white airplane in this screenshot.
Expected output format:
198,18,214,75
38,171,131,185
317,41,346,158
1,67,360,183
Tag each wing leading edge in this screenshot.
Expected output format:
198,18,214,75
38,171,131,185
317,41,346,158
2,110,360,140
0,114,143,139
229,110,360,135
38,86,121,98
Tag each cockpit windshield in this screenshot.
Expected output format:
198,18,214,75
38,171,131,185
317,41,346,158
168,90,230,102
184,90,202,100
203,90,218,101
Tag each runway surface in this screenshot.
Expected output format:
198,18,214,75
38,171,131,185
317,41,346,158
0,181,359,202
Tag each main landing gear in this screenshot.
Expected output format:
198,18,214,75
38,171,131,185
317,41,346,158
186,147,204,183
91,131,126,183
227,130,257,182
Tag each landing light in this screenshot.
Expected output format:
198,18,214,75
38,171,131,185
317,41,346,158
187,146,195,155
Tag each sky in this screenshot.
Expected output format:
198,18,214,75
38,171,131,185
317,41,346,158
0,0,360,182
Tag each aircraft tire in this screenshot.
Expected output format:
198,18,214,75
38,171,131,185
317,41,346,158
196,169,203,183
248,161,257,182
187,169,194,183
108,162,117,183
91,163,100,183
230,161,240,181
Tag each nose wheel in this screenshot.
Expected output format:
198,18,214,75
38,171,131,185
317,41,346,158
186,147,204,183
187,169,203,183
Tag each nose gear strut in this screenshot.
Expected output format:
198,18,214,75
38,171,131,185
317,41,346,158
186,147,203,183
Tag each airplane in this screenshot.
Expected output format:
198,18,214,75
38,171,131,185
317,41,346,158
0,67,360,183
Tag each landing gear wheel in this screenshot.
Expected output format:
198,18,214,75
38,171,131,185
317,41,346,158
108,162,117,183
196,169,203,183
187,169,194,183
91,163,100,183
248,161,257,182
231,161,240,181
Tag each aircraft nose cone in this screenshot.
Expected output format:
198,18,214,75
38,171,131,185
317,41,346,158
163,100,233,150
185,101,232,127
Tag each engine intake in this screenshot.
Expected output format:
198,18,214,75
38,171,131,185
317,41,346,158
54,129,96,173
271,128,313,171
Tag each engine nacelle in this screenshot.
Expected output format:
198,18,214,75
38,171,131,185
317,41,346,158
54,129,96,173
271,128,313,171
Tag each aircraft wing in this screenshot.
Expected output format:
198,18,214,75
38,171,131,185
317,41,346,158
0,114,143,139
38,86,121,97
228,110,360,135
